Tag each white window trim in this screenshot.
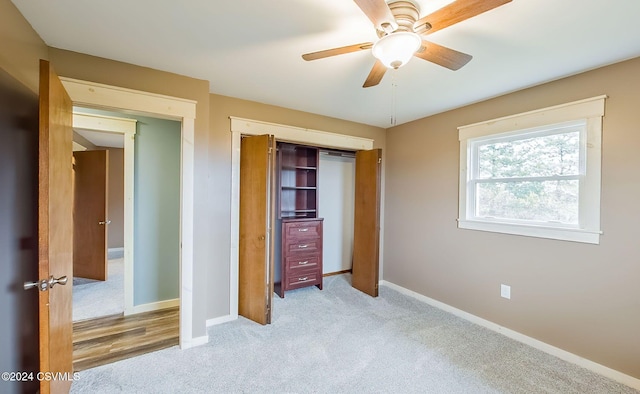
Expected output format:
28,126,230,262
458,95,606,244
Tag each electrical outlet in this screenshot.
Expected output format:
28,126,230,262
501,284,511,299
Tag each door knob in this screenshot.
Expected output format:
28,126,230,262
48,275,68,288
99,220,112,225
24,275,68,291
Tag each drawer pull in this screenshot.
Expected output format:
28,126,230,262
298,228,309,232
298,277,308,281
297,244,309,249
298,260,309,265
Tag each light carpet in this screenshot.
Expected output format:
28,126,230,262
70,274,637,393
72,257,124,321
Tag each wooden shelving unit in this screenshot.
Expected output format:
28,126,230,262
275,142,323,297
277,143,318,219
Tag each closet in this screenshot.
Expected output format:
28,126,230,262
238,133,381,326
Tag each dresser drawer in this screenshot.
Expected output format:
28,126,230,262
285,271,320,290
285,254,320,272
284,239,321,254
278,218,323,297
283,220,322,239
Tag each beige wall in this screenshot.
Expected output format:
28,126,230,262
0,0,48,92
384,56,640,379
208,94,386,318
106,148,124,249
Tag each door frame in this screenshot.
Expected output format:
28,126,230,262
229,116,375,318
62,77,197,348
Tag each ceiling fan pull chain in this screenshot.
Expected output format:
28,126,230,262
390,72,398,126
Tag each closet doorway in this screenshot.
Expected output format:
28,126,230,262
232,118,382,325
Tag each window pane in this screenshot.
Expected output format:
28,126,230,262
478,131,580,179
477,180,579,224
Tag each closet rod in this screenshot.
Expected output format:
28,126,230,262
319,150,355,158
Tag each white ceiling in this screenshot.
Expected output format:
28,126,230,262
12,0,640,128
74,128,124,149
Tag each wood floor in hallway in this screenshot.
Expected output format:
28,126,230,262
73,306,179,371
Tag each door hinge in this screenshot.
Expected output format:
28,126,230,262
378,158,382,164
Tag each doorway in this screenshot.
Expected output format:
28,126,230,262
60,77,197,348
70,109,183,370
71,108,182,320
230,117,379,321
72,145,125,321
71,112,129,322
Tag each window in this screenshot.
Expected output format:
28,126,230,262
458,96,606,244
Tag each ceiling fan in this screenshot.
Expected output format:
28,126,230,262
302,0,512,87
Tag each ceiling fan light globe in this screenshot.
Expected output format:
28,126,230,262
372,31,421,69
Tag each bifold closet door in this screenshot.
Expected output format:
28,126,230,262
238,134,275,325
352,148,382,297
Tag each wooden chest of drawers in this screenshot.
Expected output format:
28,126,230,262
277,218,323,297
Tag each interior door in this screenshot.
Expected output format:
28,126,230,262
73,150,109,280
238,134,275,325
352,149,382,297
38,59,74,393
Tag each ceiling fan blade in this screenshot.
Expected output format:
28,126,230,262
415,0,512,35
414,41,472,70
354,0,398,33
302,42,373,61
363,60,387,88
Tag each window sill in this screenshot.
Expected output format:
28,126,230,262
457,219,601,244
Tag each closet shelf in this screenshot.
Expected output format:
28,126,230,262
282,165,316,171
281,186,316,190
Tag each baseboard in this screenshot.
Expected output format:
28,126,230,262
323,269,352,277
180,334,209,350
380,280,640,390
206,314,237,327
127,298,179,316
107,247,124,259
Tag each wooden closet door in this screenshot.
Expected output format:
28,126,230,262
352,149,382,297
239,134,275,325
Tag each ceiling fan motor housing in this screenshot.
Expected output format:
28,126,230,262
302,0,496,87
377,0,421,37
